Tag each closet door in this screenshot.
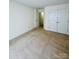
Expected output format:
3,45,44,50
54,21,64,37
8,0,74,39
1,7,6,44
45,7,57,32
57,5,69,34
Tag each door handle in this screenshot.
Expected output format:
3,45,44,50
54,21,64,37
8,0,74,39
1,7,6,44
56,22,59,23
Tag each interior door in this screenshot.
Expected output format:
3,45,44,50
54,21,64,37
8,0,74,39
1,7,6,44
57,6,69,34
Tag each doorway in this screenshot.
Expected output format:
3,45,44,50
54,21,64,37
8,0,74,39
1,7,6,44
38,9,44,28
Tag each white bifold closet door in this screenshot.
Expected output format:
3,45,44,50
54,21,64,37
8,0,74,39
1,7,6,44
44,7,57,32
57,6,69,34
44,4,69,34
47,8,57,32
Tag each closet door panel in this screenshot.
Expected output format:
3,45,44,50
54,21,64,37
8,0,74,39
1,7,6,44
57,5,69,34
45,8,57,32
48,11,57,32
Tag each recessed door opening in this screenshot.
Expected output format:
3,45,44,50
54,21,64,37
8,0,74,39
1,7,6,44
38,9,44,28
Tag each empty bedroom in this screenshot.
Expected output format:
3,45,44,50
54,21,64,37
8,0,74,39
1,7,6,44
9,0,69,59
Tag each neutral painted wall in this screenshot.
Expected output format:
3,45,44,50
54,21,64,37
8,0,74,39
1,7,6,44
9,0,39,40
34,9,39,27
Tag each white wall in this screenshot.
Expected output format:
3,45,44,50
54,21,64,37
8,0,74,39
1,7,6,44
9,0,39,40
34,9,39,27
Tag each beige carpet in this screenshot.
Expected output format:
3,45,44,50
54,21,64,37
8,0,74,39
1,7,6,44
9,28,69,59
